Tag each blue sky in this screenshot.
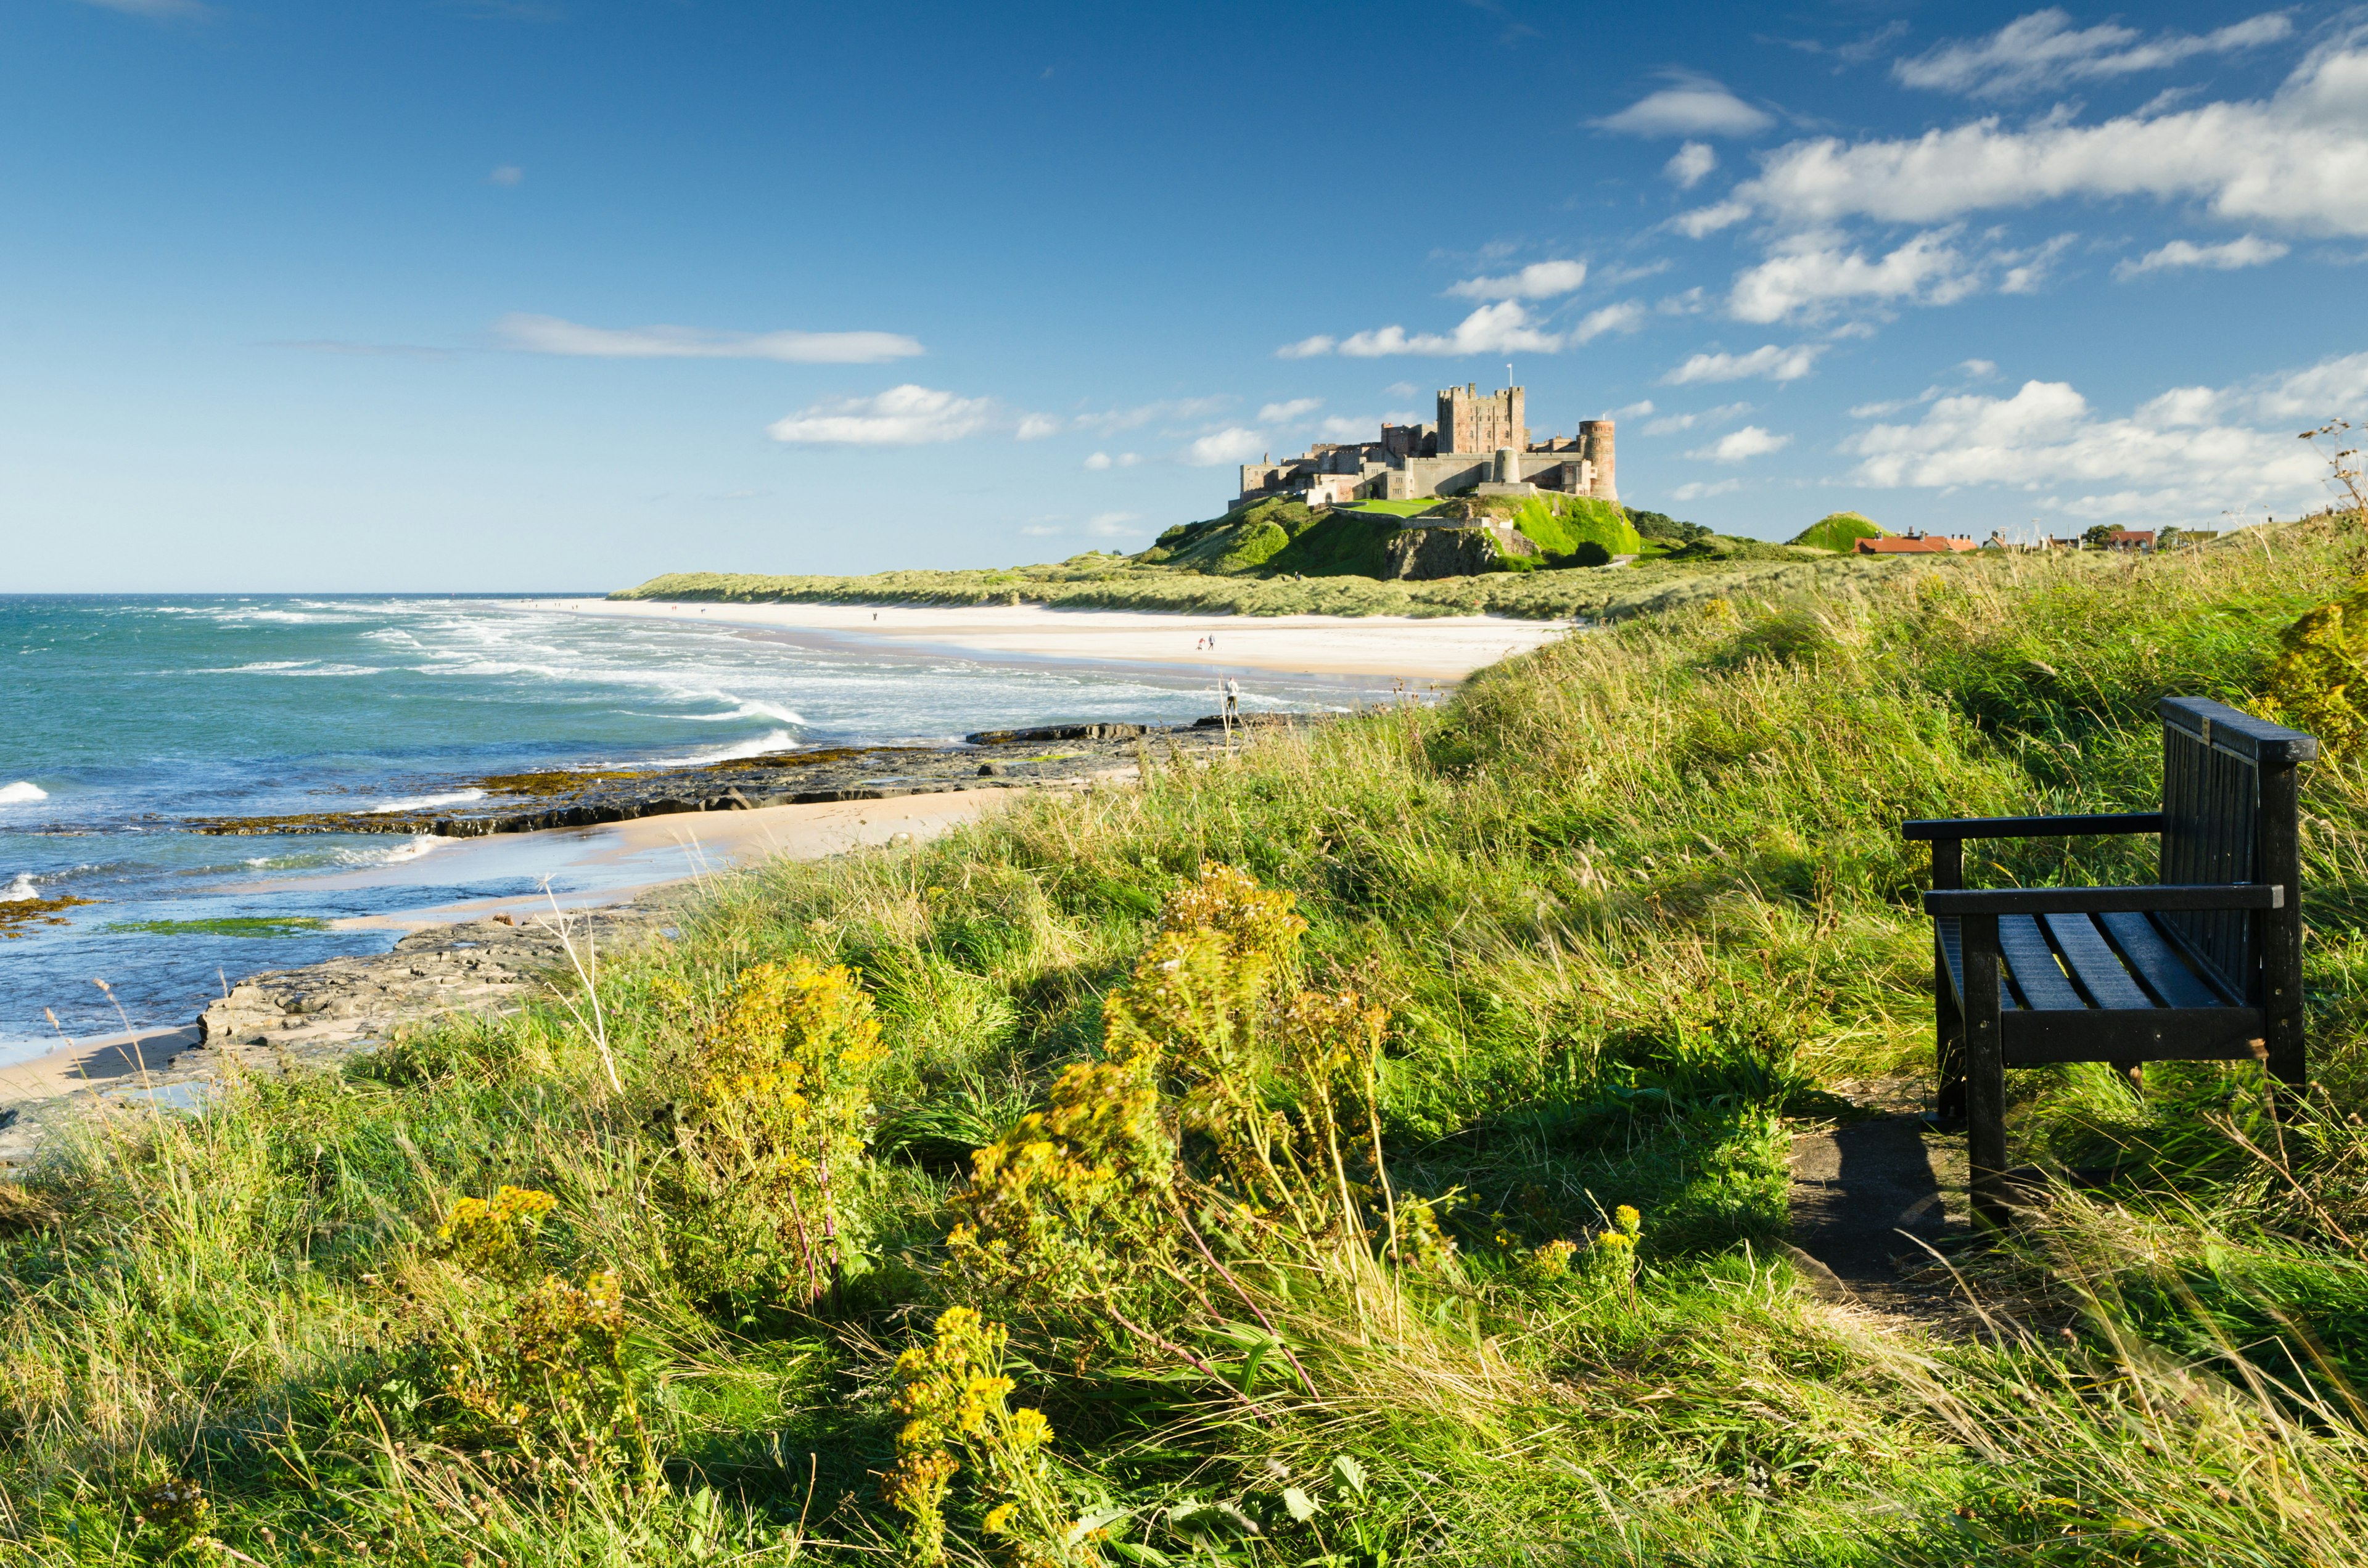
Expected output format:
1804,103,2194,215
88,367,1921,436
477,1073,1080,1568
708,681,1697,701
3,0,2363,591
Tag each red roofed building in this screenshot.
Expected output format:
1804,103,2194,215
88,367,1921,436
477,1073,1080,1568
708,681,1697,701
1856,532,1978,554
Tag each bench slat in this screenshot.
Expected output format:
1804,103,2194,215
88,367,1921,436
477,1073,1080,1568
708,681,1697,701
1999,914,2086,1011
2096,911,2227,1008
2042,912,2156,1010
1937,917,2015,1010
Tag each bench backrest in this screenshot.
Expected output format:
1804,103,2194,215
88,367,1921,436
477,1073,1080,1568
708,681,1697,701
2158,697,2315,1003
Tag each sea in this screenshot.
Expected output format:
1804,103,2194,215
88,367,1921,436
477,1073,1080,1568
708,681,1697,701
0,595,1375,1061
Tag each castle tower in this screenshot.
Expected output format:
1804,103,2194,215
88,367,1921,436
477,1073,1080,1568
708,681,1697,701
1437,384,1526,454
1578,419,1617,503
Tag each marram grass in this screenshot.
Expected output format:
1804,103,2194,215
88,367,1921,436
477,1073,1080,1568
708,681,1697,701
5,524,2368,1564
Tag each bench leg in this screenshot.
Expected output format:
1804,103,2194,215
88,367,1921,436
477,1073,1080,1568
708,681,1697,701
1962,914,2011,1231
1934,936,1966,1125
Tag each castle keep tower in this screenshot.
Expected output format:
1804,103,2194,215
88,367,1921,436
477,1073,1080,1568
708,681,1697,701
1577,419,1616,503
1437,384,1525,454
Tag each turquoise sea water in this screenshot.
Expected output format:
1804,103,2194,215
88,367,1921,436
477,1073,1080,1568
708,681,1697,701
0,596,1366,1053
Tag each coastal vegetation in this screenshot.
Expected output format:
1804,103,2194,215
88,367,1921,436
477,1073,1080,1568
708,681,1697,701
6,521,2368,1562
1791,511,1889,553
619,532,1902,622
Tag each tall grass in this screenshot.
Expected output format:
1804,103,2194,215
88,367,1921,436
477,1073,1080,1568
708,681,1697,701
5,527,2367,1564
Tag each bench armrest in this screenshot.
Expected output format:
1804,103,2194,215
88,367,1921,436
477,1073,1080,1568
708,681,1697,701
1902,813,2164,842
1923,883,2282,916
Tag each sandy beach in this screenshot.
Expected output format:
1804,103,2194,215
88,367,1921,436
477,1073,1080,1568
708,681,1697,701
514,597,1571,681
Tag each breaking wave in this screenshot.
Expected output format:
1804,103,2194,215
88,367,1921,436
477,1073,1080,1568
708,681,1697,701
0,781,48,807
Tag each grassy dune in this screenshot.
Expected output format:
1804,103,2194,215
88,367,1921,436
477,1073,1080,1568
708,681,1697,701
615,549,1917,621
7,528,2368,1565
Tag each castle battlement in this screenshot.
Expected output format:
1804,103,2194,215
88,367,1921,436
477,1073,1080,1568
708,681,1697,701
1236,385,1616,511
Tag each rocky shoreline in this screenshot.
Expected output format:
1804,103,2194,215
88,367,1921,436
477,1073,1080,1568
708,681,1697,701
0,904,673,1172
2,714,1308,1173
186,717,1280,838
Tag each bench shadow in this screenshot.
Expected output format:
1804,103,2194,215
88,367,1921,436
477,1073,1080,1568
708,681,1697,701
1790,1114,1971,1294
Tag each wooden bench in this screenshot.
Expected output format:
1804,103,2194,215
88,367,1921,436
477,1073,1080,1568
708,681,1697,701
1904,697,2313,1226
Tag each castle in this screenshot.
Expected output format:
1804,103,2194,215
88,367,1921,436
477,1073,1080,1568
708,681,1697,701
1236,385,1616,510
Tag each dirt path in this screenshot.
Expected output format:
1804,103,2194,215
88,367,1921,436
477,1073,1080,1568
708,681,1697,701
1786,1077,1976,1320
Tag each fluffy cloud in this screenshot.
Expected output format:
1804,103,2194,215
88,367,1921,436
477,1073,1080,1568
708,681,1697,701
1318,415,1378,441
500,313,923,364
1840,351,2368,518
1447,260,1588,300
1185,427,1267,466
1573,302,1648,342
2116,233,2290,277
1728,38,2368,239
1257,398,1323,423
1087,512,1142,537
1895,9,2294,99
767,385,1000,445
1671,479,1743,501
1669,201,1752,238
1016,414,1062,440
1664,343,1825,384
1285,301,1565,358
1690,425,1791,462
1595,75,1773,137
1666,142,1718,189
1081,451,1141,470
1728,228,1978,322
1645,401,1753,435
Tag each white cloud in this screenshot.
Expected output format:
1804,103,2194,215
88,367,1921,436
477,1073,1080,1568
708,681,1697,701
1019,523,1066,537
1596,75,1774,137
1666,141,1719,189
1896,9,2295,99
1016,414,1062,440
1996,233,2076,293
1961,359,2000,379
1276,335,1336,359
1732,38,2368,239
1318,415,1377,441
1087,512,1143,537
1645,401,1753,435
1848,388,1941,417
1669,200,1753,238
767,385,1000,445
1329,302,1564,358
488,165,524,187
1691,425,1791,462
2116,233,2290,277
1068,396,1231,434
1671,479,1743,500
1082,451,1141,470
1610,399,1657,418
1573,302,1648,342
1728,227,1977,322
1838,352,2368,519
1384,381,1418,397
1664,343,1825,384
499,313,923,364
1447,260,1589,300
1257,397,1323,423
1185,427,1268,467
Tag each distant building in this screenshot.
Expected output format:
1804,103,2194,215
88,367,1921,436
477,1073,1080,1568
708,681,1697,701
1236,384,1617,509
1856,532,1979,554
2099,529,2156,551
